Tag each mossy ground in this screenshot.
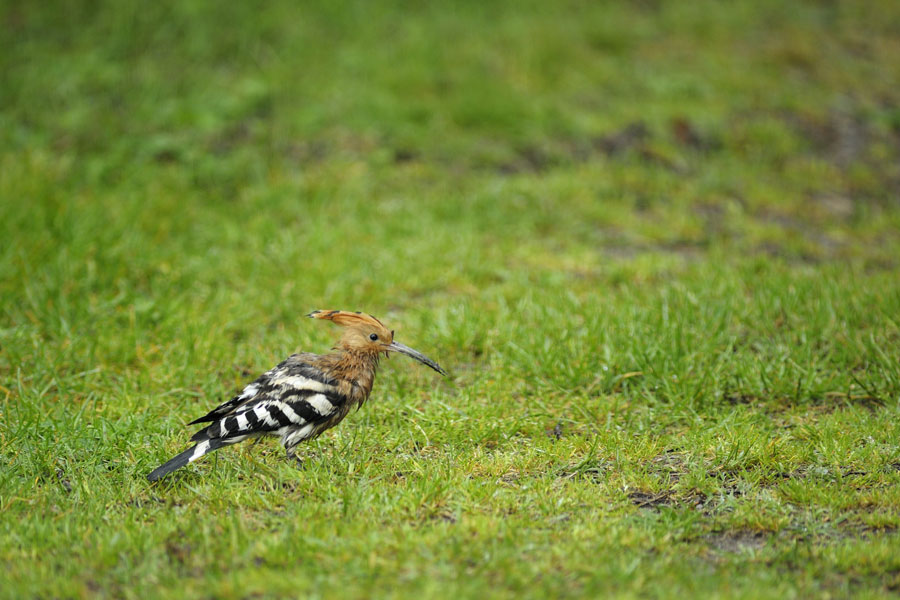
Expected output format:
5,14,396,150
2,1,900,597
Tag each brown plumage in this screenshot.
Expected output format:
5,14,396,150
147,310,446,481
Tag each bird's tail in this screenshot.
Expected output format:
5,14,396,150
147,438,227,482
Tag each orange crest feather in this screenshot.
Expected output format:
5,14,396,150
307,310,386,329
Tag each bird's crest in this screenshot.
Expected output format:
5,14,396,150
307,310,386,329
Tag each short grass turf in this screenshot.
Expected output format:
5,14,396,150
2,0,900,598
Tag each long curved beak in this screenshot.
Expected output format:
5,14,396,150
387,341,447,376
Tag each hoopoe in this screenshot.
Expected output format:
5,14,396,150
147,310,446,481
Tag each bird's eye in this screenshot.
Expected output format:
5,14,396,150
369,333,378,341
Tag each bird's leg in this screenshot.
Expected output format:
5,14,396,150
286,447,304,470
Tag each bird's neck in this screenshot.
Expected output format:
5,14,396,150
323,348,381,405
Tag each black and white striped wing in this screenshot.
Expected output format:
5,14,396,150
147,388,344,482
189,355,345,443
188,354,338,425
147,356,345,481
195,392,343,442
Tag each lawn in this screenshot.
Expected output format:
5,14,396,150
2,0,900,598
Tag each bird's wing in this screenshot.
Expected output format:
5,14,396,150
190,388,342,441
187,354,341,425
149,355,346,481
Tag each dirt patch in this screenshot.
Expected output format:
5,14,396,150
783,108,870,168
495,120,656,175
393,148,419,163
419,511,457,525
597,238,707,260
496,145,559,174
723,393,759,406
165,536,193,566
499,470,520,485
593,122,650,156
671,117,720,151
836,521,899,540
126,495,167,509
703,530,767,553
629,490,674,509
650,449,689,483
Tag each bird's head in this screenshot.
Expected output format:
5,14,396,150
308,310,446,375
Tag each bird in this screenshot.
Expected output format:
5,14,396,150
147,310,446,481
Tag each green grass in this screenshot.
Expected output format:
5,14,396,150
2,0,900,597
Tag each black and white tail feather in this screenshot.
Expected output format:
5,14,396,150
147,354,345,482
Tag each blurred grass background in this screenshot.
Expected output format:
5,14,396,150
2,0,900,598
